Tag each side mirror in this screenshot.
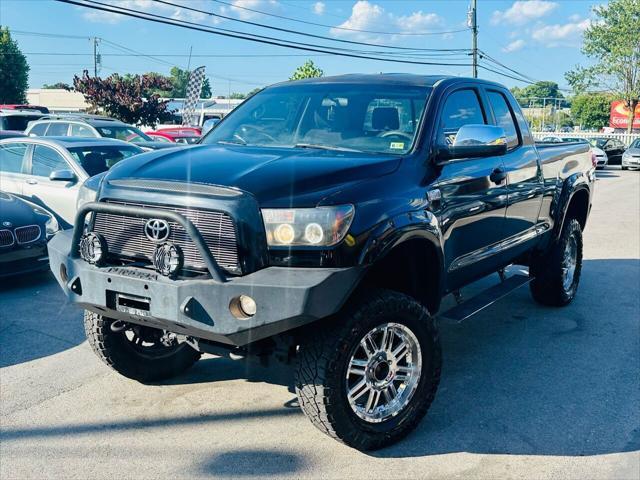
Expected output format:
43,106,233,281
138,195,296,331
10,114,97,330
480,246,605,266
49,169,77,182
437,124,508,162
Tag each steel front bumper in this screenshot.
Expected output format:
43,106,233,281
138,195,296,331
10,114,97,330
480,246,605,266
48,230,362,346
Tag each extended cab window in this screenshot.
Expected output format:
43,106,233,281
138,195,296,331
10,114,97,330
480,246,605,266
0,143,27,173
487,91,520,149
31,145,68,177
439,89,485,145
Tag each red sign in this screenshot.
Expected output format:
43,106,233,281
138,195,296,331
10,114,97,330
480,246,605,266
610,100,640,129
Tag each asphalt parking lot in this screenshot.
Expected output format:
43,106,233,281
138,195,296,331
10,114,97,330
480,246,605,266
1,168,639,480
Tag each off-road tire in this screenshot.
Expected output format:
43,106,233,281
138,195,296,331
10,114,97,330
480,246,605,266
295,289,441,451
529,218,583,306
84,311,201,383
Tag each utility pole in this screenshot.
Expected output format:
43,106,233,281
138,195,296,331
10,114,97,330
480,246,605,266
469,0,478,78
92,37,100,77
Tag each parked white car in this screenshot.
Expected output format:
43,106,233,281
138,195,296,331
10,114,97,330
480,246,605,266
0,137,143,226
622,139,640,170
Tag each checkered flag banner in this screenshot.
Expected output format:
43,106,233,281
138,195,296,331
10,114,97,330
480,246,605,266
182,66,206,126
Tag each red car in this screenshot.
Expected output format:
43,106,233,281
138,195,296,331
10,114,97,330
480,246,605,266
0,104,50,114
144,127,201,145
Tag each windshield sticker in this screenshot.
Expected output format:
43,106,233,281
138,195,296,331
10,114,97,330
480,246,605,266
390,142,405,150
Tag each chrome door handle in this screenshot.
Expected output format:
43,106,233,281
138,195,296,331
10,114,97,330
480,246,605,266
26,178,38,185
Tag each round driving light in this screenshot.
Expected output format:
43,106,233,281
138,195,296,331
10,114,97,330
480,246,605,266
153,243,183,277
239,295,257,316
79,232,107,266
304,223,324,244
274,223,295,245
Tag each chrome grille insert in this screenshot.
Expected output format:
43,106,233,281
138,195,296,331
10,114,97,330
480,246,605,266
0,229,15,247
92,201,239,273
14,225,41,245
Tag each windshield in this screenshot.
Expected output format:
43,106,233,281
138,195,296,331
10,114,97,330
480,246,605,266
589,138,607,148
68,145,143,176
95,125,152,143
201,83,430,154
629,139,640,149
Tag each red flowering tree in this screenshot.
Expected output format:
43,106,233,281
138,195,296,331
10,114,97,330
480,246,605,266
73,70,173,127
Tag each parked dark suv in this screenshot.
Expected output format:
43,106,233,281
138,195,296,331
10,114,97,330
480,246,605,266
49,74,594,450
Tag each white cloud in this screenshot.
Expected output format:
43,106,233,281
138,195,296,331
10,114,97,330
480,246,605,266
313,2,325,15
531,18,591,47
396,11,442,33
502,39,526,52
330,1,443,42
491,1,558,26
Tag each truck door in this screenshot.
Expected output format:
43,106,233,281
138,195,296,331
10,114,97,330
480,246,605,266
433,87,509,290
485,88,543,257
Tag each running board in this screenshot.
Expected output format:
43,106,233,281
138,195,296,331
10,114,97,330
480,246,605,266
439,273,531,323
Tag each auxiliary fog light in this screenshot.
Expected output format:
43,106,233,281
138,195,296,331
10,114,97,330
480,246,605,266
79,232,107,266
153,243,184,277
229,295,257,319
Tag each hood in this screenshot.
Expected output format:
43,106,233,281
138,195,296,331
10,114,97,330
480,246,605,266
103,144,401,205
0,192,49,226
625,147,640,156
593,146,606,156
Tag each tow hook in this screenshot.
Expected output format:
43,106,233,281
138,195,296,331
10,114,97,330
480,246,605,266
110,320,128,332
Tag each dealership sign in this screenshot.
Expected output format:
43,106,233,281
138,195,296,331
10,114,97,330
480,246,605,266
610,101,640,129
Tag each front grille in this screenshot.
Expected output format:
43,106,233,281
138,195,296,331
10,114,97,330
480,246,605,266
92,201,240,273
0,229,15,247
14,225,41,244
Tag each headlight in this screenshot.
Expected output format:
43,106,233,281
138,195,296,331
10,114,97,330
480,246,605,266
261,205,354,247
45,214,60,237
76,181,98,210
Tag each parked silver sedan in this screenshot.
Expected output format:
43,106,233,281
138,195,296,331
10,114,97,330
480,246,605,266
0,137,143,227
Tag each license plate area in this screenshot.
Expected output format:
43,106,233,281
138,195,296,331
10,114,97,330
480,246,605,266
107,291,151,317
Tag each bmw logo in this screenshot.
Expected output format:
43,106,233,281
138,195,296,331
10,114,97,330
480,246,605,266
2,221,12,228
144,218,170,242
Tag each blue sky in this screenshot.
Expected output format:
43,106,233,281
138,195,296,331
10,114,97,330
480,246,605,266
1,0,600,94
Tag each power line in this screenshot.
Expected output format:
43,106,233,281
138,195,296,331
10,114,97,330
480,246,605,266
210,0,470,37
153,0,468,53
53,0,473,67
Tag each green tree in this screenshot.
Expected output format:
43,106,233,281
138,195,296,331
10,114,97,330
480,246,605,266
566,0,640,133
511,81,563,107
73,70,173,127
290,60,323,81
229,92,246,99
247,87,262,97
42,82,71,90
166,67,212,98
0,27,29,103
571,93,614,130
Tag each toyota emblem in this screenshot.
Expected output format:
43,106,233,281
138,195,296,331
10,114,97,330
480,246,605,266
144,219,170,242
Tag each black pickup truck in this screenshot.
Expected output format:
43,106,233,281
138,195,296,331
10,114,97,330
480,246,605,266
49,74,595,450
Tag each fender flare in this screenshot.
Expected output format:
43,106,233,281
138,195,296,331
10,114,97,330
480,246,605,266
552,171,592,241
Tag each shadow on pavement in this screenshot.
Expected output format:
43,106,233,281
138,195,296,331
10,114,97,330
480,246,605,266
199,449,308,476
0,271,85,368
1,259,638,459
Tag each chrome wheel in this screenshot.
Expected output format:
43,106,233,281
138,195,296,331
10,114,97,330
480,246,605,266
345,322,422,423
562,234,578,291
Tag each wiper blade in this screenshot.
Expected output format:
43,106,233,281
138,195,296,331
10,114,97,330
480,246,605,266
294,143,362,153
217,140,246,146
